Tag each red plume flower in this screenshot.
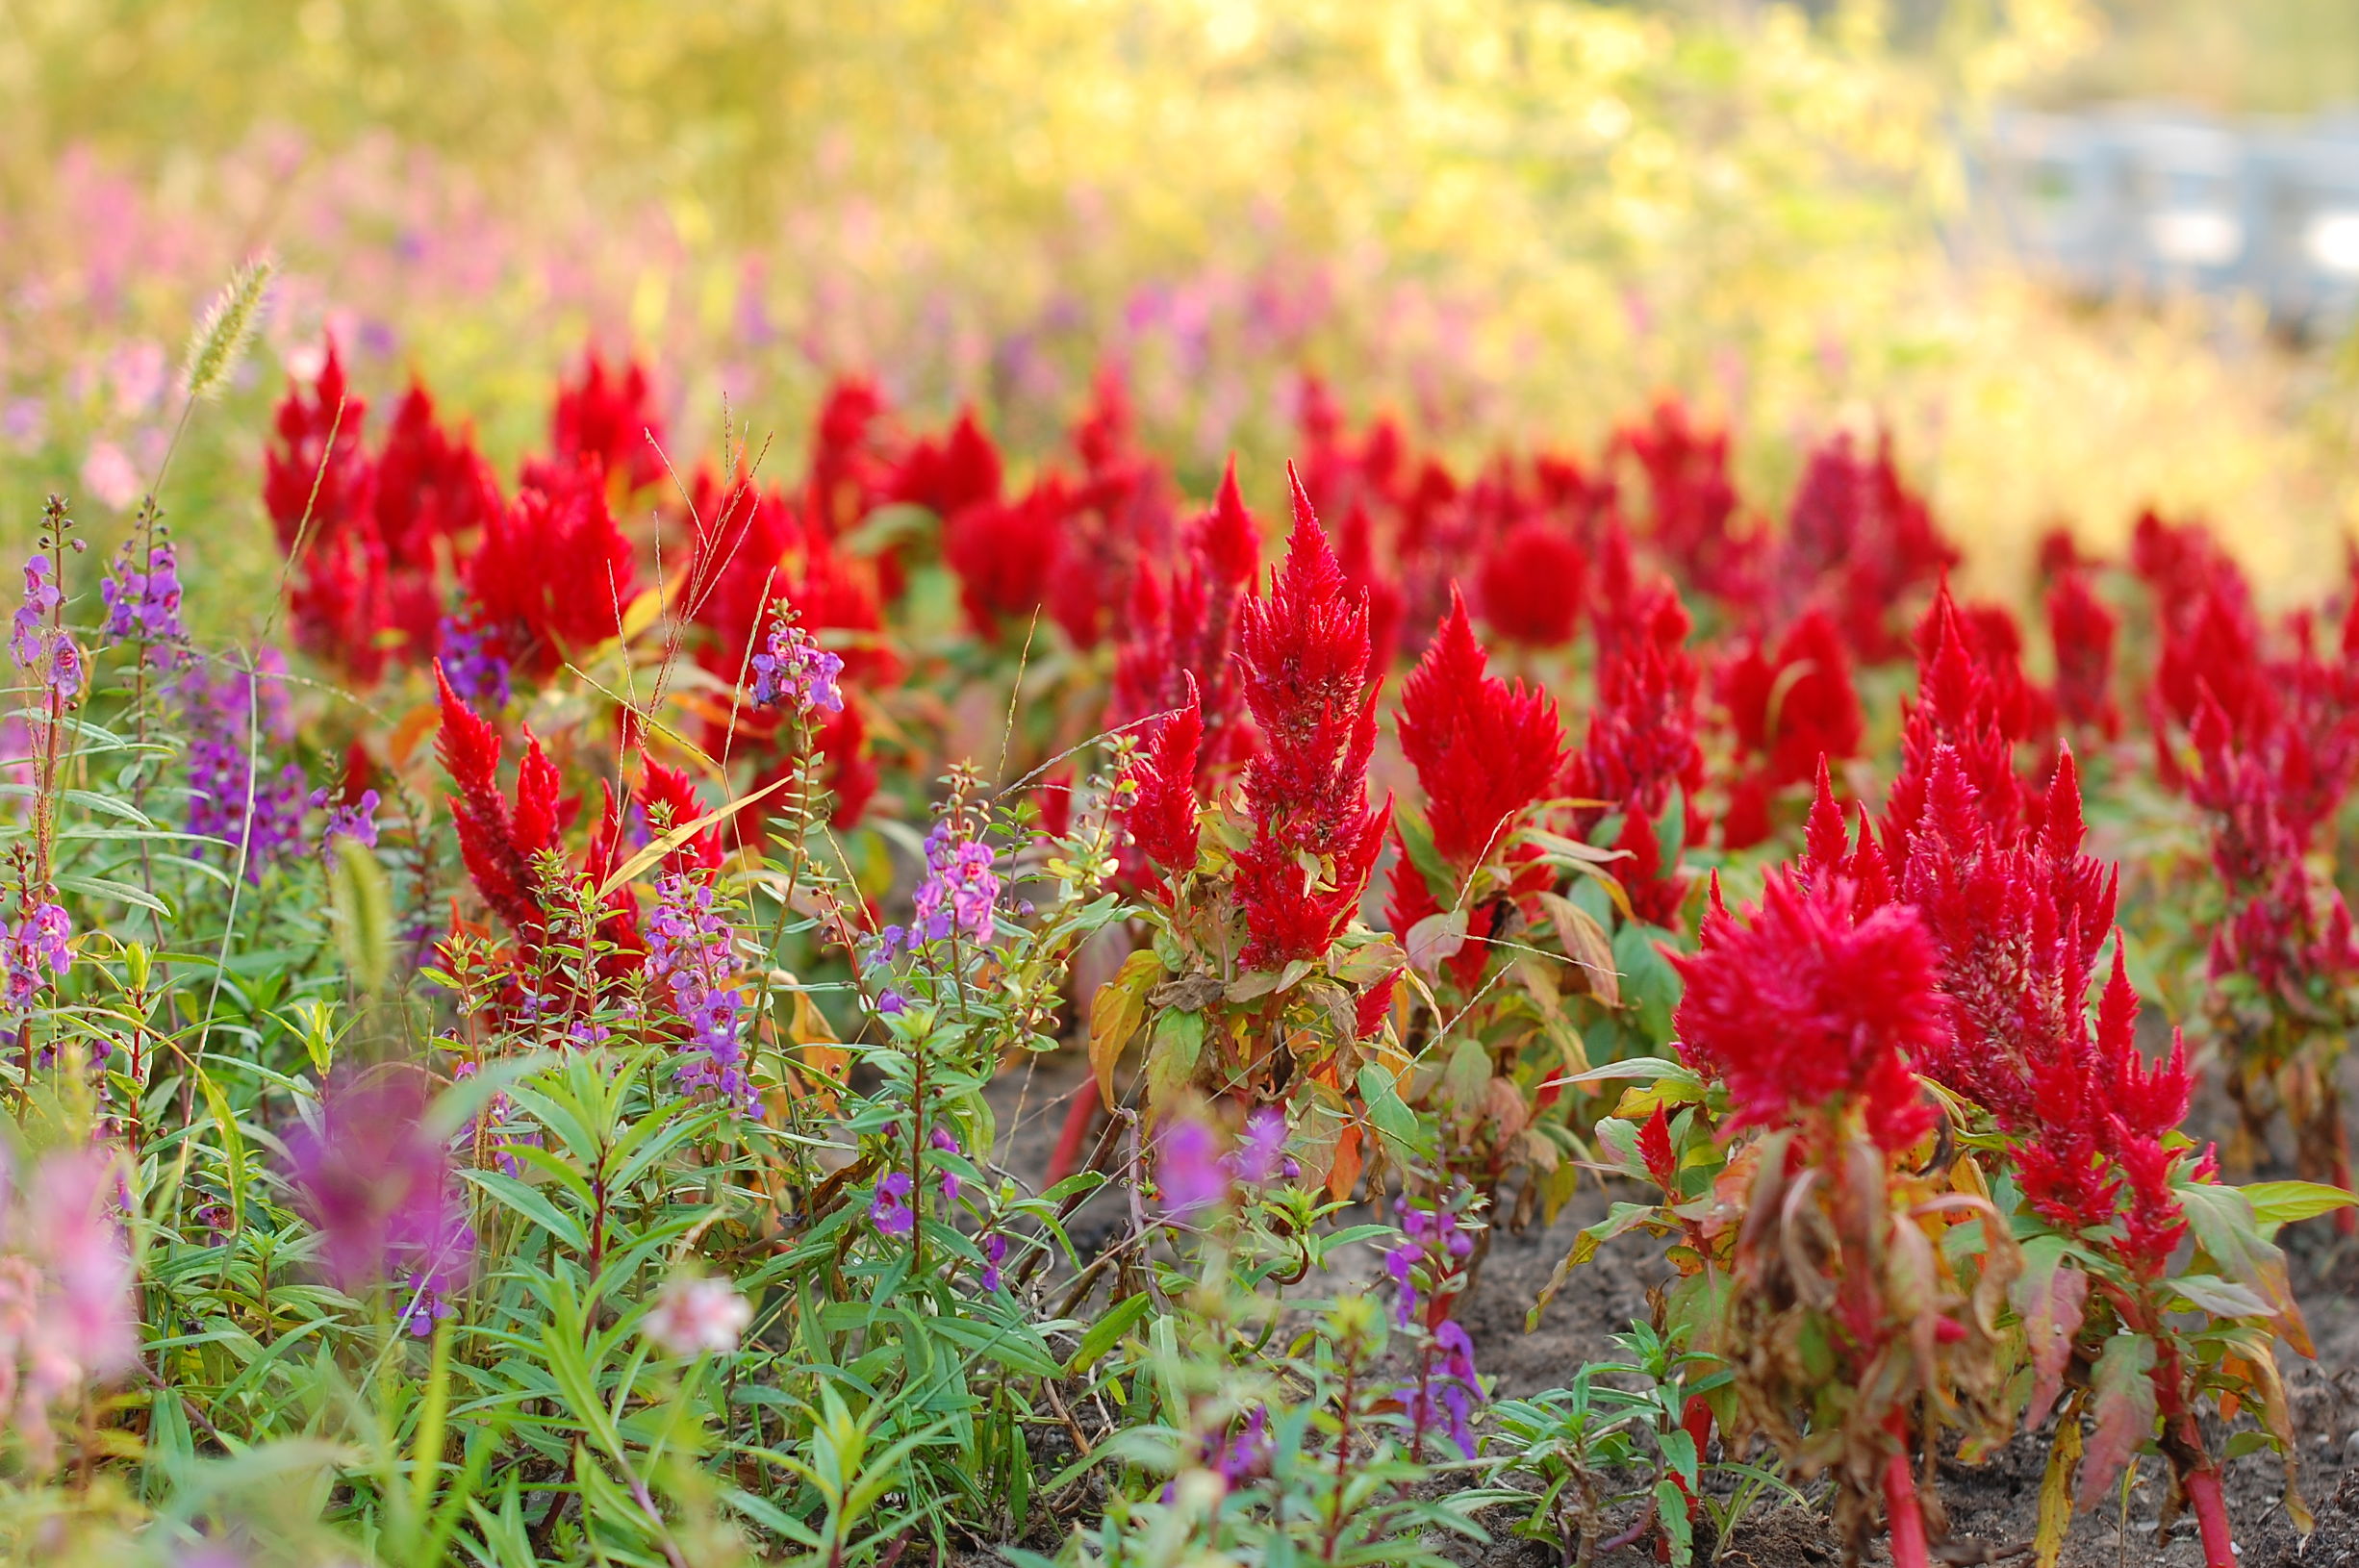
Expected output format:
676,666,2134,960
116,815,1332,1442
435,662,562,940
1715,607,1864,847
2045,568,2120,741
1673,871,1940,1151
1475,518,1585,648
549,350,667,493
463,458,640,681
1122,674,1205,877
1231,469,1391,969
1396,589,1565,867
888,407,1003,519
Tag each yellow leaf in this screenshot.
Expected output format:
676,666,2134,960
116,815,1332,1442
2033,1404,2081,1568
592,774,794,899
1088,948,1163,1108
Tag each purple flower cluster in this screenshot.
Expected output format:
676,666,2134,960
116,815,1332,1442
1223,1106,1301,1185
3,900,71,1012
437,613,512,709
877,820,1000,960
1155,1119,1230,1219
979,1230,1008,1292
871,1172,915,1237
310,786,381,863
13,553,83,702
1383,1201,1474,1329
284,1069,475,1336
644,872,755,1115
177,653,307,881
0,1148,140,1471
98,537,184,644
749,604,845,717
1401,1320,1482,1459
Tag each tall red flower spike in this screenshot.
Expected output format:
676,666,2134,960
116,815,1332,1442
2045,568,2120,741
1715,606,1864,848
1396,589,1565,868
435,662,563,940
1231,468,1391,969
463,457,642,681
1121,673,1205,878
1673,870,1941,1152
1476,518,1585,648
549,350,668,493
1111,456,1260,774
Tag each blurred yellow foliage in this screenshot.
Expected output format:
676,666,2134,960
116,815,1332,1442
3,0,2353,606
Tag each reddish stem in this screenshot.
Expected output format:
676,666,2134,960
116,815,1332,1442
1669,1394,1713,1523
1881,1417,1930,1568
1046,1077,1101,1185
2178,1451,2238,1568
2326,1096,2357,1239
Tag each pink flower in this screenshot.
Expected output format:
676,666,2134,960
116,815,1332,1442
81,441,142,511
643,1275,752,1356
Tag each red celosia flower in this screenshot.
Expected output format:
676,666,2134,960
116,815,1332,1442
1879,587,2032,884
803,375,899,539
1617,398,1763,611
1396,589,1565,867
1898,746,2118,1131
1780,432,1958,663
638,759,723,877
549,350,667,493
462,457,641,681
887,407,1003,519
2011,949,2198,1279
1673,871,1941,1151
265,342,403,684
1573,584,1704,822
2045,569,2120,741
434,662,563,940
1231,470,1391,969
942,475,1071,638
1122,674,1204,876
1716,605,1864,795
1476,518,1585,648
1338,499,1407,672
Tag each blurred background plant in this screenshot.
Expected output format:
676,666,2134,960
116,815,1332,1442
8,0,2359,631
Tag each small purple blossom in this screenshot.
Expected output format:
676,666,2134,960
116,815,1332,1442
13,552,83,702
99,538,185,644
3,899,71,1011
644,873,757,1115
1154,1119,1229,1220
283,1070,474,1316
176,653,307,881
910,820,999,948
930,1124,964,1203
1223,1106,1300,1185
872,1172,914,1237
748,602,845,717
979,1230,1008,1292
310,786,381,861
437,612,512,709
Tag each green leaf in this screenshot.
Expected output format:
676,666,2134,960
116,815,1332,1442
56,873,170,916
2174,1179,2309,1353
2076,1333,2157,1513
1357,1065,1430,1165
2238,1179,2359,1233
2009,1235,2089,1429
1066,1293,1153,1377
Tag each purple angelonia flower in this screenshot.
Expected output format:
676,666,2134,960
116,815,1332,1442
1154,1119,1229,1220
979,1231,1008,1293
872,1172,914,1238
3,899,72,1011
99,538,184,644
437,612,512,709
645,873,757,1115
748,603,845,718
1223,1106,1300,1185
284,1070,474,1315
177,653,306,880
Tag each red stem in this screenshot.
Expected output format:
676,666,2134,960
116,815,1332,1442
1046,1076,1100,1185
2178,1448,2238,1568
1881,1416,1930,1568
1670,1394,1713,1523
